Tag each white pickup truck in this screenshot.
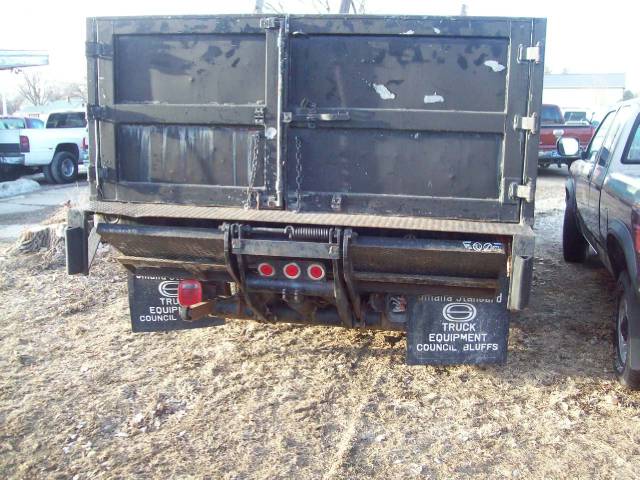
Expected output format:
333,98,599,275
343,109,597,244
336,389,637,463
0,110,88,183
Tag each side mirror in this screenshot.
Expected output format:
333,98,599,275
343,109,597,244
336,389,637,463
557,137,581,157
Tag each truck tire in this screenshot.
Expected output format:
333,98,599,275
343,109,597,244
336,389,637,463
50,151,78,184
42,165,56,184
562,197,588,262
614,271,640,390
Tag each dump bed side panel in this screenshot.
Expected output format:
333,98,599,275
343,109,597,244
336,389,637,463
88,15,544,223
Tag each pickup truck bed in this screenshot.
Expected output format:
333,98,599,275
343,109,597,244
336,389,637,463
68,14,546,366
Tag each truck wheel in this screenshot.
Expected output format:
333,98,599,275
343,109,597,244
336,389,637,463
614,271,640,390
51,151,78,184
562,197,588,262
42,165,56,184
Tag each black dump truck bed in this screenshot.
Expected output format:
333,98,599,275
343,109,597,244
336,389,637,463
70,14,546,366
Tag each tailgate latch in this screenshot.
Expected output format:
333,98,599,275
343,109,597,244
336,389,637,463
513,113,538,135
517,43,542,64
508,179,535,203
260,17,280,29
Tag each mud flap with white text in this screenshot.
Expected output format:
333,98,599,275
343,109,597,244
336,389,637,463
406,279,509,365
127,271,223,332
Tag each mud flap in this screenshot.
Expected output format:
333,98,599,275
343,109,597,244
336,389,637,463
406,278,509,365
127,271,223,332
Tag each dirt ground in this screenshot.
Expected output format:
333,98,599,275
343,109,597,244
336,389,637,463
2,167,640,479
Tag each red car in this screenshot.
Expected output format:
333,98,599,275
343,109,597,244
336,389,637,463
539,104,595,168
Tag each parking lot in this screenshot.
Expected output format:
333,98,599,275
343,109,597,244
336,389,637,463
1,166,639,479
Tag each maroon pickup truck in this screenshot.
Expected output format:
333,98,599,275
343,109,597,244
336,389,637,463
539,104,595,168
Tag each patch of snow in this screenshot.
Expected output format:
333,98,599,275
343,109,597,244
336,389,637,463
0,178,40,199
424,93,445,104
400,30,415,35
372,83,396,100
433,27,441,34
484,60,506,72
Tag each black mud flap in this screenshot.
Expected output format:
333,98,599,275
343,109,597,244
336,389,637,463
127,271,224,332
406,279,509,365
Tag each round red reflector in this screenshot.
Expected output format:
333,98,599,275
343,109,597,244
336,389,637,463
177,279,203,307
283,263,301,279
258,263,275,277
307,264,325,280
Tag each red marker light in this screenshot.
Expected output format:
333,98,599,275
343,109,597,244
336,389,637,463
177,279,202,307
283,263,301,279
307,264,326,280
258,262,275,277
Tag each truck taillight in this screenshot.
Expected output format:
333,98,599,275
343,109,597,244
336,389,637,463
82,137,88,151
307,263,326,280
283,263,301,279
177,279,202,307
19,135,29,153
258,262,275,277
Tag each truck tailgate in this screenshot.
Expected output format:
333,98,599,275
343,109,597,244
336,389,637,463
88,15,544,223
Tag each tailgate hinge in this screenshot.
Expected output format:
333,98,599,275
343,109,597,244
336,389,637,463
518,42,542,64
509,178,535,203
513,112,538,135
259,17,280,29
85,41,113,59
87,104,108,121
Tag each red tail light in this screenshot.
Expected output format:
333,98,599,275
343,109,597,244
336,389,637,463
82,137,88,151
19,135,30,153
177,279,202,307
258,262,275,277
633,209,640,255
283,263,301,279
307,263,326,280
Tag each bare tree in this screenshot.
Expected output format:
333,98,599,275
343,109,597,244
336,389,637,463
17,72,55,106
264,0,285,12
59,80,88,102
339,0,352,13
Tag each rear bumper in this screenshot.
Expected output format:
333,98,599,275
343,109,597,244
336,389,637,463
66,210,535,313
0,154,25,166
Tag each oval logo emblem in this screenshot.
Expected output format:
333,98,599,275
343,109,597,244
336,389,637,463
442,303,477,322
158,280,179,298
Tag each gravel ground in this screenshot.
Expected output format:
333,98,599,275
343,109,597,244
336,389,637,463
1,166,640,479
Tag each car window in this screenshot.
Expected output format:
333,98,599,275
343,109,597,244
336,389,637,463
586,111,616,163
46,112,87,128
565,111,587,122
1,118,26,129
623,115,640,164
541,105,563,124
597,106,634,166
26,118,45,129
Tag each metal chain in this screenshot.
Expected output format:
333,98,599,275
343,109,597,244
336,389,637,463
294,135,303,212
245,132,260,209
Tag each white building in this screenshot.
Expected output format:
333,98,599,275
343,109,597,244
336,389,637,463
543,73,626,112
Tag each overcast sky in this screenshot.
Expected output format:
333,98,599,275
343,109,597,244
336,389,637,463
0,0,636,96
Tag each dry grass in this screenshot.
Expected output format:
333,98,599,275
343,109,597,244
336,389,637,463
1,170,640,479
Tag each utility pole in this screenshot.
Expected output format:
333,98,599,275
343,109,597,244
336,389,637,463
339,0,352,14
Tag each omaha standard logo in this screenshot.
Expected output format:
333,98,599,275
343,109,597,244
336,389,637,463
158,280,179,298
442,302,477,322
